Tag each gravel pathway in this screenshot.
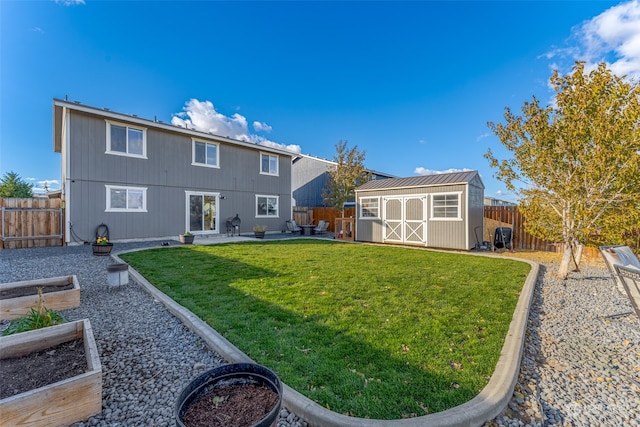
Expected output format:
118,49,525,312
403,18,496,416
2,242,639,426
486,263,640,427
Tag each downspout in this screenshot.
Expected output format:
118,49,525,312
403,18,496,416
61,106,70,245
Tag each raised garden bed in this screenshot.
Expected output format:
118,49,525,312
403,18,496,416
0,275,80,321
0,319,102,427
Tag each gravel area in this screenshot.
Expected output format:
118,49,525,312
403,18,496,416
2,241,639,426
485,263,640,427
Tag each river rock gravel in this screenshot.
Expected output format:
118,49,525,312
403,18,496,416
2,242,639,427
1,241,307,427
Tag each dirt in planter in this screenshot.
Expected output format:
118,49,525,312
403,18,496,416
0,283,75,300
0,338,87,399
182,383,279,427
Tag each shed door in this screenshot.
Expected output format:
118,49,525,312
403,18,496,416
383,196,427,245
383,198,403,242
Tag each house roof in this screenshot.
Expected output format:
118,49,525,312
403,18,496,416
356,170,482,191
52,98,295,157
292,153,397,178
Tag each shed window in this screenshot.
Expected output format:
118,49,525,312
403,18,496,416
360,197,379,218
431,193,461,219
106,121,146,158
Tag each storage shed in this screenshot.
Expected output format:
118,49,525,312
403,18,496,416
354,170,484,250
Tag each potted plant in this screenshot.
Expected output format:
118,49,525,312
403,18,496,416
175,363,282,427
91,236,113,256
253,225,267,239
179,231,195,244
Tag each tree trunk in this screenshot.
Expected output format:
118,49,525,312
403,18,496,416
573,244,584,271
558,242,573,279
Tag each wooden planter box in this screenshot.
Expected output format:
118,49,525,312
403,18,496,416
0,276,81,321
0,319,102,427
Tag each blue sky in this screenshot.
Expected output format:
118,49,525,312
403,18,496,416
2,1,639,201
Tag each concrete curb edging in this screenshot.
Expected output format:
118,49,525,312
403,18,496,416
114,249,540,427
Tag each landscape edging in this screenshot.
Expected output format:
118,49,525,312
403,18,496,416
115,249,539,427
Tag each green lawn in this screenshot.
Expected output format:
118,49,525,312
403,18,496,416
120,240,530,419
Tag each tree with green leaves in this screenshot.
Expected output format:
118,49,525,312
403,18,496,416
486,62,640,279
0,171,34,198
322,140,370,215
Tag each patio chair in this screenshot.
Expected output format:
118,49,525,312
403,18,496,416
313,220,329,234
613,264,640,318
286,220,302,234
599,245,640,293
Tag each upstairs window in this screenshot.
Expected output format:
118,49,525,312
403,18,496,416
106,185,147,212
360,197,379,218
260,152,278,176
431,193,461,219
106,121,146,158
193,140,219,168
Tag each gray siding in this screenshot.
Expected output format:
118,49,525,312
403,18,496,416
355,175,484,251
64,107,292,242
292,156,332,207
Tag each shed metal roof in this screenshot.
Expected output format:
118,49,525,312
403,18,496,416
356,170,481,191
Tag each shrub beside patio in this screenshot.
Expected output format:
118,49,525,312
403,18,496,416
120,240,530,420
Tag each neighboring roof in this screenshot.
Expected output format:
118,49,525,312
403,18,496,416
292,153,397,178
52,98,295,157
356,170,482,191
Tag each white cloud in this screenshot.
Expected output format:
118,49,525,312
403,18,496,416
30,27,44,34
171,99,301,154
414,167,474,176
476,133,490,142
54,0,85,5
552,0,640,80
253,121,272,133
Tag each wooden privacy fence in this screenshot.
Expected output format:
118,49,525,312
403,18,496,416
292,207,355,233
0,198,64,249
483,206,559,252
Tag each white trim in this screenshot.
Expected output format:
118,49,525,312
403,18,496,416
191,138,220,169
54,99,294,157
105,119,148,159
255,194,279,218
105,185,148,212
430,191,463,221
359,196,380,219
185,191,220,234
259,152,279,176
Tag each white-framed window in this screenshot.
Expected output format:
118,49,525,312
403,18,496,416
431,192,462,220
359,197,380,219
260,152,278,176
106,120,147,158
192,139,219,168
106,185,147,212
256,195,279,217
186,191,219,233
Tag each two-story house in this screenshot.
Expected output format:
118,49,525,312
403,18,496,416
53,99,294,244
291,153,395,207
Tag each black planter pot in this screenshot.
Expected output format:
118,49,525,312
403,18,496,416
91,243,113,256
175,363,282,427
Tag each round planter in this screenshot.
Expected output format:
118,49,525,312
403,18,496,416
254,231,266,239
180,234,195,244
175,363,282,427
91,243,113,256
